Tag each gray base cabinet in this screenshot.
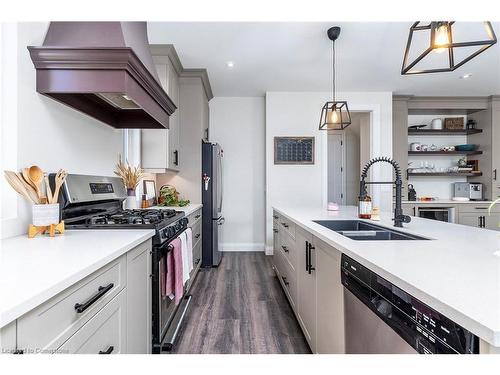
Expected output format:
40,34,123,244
315,237,345,354
4,239,152,354
272,210,345,354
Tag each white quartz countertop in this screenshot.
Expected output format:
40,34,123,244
273,205,500,347
150,203,202,217
0,229,155,329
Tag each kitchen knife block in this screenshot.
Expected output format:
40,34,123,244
28,221,65,238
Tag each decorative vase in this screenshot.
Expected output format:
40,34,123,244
125,189,138,209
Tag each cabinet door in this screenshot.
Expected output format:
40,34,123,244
296,227,316,352
491,98,500,195
167,60,180,171
458,213,483,228
126,241,152,354
58,290,126,354
315,238,345,354
485,214,500,231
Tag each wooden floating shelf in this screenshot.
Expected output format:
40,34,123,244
408,150,483,156
408,172,483,177
408,129,483,136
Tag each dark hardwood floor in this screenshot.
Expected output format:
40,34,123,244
171,252,311,354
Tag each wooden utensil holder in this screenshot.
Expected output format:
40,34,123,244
28,221,65,238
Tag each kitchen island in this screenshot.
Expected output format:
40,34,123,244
272,205,500,353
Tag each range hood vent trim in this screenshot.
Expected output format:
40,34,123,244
27,23,176,129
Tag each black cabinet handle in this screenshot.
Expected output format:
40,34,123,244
98,346,114,354
307,242,316,275
494,169,497,181
74,283,114,314
281,276,290,287
281,222,289,228
305,241,308,272
174,150,179,166
273,229,278,233
195,233,201,239
281,245,289,253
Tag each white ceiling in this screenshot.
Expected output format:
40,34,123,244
147,22,500,97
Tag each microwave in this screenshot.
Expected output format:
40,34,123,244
454,182,483,201
417,207,455,223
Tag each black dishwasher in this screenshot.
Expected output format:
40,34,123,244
341,254,479,354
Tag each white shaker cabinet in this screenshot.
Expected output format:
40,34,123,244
142,46,181,172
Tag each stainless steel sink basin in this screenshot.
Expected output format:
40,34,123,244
313,220,428,241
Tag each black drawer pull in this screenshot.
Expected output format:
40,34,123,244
195,233,201,239
74,283,114,314
273,229,278,233
281,276,290,287
281,245,289,253
99,346,114,354
474,207,488,210
281,222,289,228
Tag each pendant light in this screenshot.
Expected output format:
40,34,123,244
319,26,351,130
401,21,497,75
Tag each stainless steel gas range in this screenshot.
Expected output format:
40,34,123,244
57,174,192,353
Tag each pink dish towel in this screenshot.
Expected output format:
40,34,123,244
164,238,184,306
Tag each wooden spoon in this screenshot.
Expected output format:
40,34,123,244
4,171,37,203
44,174,53,205
28,165,44,201
19,171,41,204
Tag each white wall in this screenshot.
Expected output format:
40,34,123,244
209,97,266,251
265,91,392,251
1,23,124,238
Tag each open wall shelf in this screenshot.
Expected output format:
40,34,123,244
407,172,483,177
408,129,483,136
408,150,483,156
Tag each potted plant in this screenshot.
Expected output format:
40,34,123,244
114,156,144,209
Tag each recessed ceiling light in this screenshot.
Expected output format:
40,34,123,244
460,74,472,79
226,61,234,68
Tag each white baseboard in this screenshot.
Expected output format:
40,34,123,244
221,242,265,252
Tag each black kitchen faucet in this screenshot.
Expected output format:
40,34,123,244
360,157,411,228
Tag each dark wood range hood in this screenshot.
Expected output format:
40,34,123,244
28,22,176,129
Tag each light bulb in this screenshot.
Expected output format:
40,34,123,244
328,109,340,124
433,23,450,53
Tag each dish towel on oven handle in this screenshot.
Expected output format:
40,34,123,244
164,238,183,305
179,229,193,285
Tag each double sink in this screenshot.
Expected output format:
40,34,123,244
313,220,428,241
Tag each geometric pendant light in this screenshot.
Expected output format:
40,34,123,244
319,26,351,130
401,21,497,75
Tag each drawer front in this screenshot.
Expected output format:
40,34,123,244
191,220,202,246
279,231,297,271
58,289,126,354
459,203,500,214
279,216,296,239
17,255,126,351
277,247,297,309
187,209,202,227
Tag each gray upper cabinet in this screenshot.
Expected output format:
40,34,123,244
491,97,500,199
142,46,181,172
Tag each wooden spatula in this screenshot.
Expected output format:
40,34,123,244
4,171,37,204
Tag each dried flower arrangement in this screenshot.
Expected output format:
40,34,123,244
114,155,144,192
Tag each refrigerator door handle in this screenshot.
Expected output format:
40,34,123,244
218,149,223,213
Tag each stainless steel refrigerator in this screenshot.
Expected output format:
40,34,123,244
202,141,224,267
